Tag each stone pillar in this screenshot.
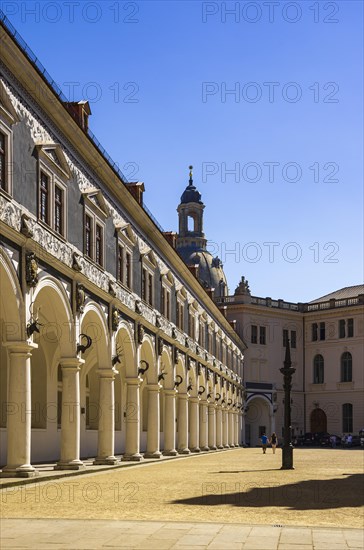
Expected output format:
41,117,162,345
241,411,246,446
163,389,178,456
228,409,234,447
177,393,190,454
216,406,223,449
222,408,229,448
55,358,85,470
145,384,162,458
94,368,119,465
235,412,240,446
208,403,217,450
189,397,200,452
122,378,142,461
1,342,38,477
199,400,209,451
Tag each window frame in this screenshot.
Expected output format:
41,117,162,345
0,81,20,197
83,205,105,267
251,324,258,344
341,352,352,383
313,354,324,384
116,224,135,290
342,403,353,433
259,326,266,345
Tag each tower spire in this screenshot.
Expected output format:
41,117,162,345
188,165,193,186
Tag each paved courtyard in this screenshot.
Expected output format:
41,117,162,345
1,448,363,549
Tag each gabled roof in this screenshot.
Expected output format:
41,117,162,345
310,285,364,303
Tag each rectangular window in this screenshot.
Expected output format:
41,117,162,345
40,171,50,224
0,131,6,191
312,323,318,342
117,245,124,282
166,290,170,320
347,318,354,338
259,326,266,345
142,268,147,301
85,214,92,258
125,252,131,288
148,273,153,306
283,329,289,347
251,325,257,344
54,185,63,235
291,330,296,348
319,322,325,341
95,224,103,266
342,403,353,433
339,319,345,338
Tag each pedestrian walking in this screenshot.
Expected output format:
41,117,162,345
261,433,268,454
270,432,278,454
330,434,336,448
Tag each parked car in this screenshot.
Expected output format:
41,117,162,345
320,434,340,447
341,434,361,447
359,430,364,447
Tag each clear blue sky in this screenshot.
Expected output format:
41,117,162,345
4,0,363,302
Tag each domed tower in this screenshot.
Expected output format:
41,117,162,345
176,166,228,298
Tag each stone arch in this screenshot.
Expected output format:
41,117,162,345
114,322,136,448
245,395,273,447
79,302,110,456
310,408,327,433
139,335,157,440
0,250,24,464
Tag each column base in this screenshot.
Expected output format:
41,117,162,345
121,453,143,462
55,460,86,471
201,446,210,452
217,444,224,449
144,451,162,459
1,465,39,478
93,457,119,465
178,448,191,455
209,445,217,451
163,450,178,456
191,447,201,453
224,445,230,449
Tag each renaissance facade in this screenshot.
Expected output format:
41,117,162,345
217,282,364,446
0,18,245,477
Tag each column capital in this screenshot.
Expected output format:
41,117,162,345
164,388,177,396
96,367,118,378
4,341,37,354
126,377,142,386
190,397,200,404
60,357,85,370
148,384,162,392
177,392,189,401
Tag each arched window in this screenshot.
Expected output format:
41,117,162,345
342,403,353,433
341,352,352,382
313,354,324,384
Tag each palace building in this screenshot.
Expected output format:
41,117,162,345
0,15,245,477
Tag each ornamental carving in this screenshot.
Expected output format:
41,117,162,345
76,283,85,313
0,195,22,231
111,308,120,331
25,251,38,287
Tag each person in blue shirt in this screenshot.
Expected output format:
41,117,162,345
261,433,268,454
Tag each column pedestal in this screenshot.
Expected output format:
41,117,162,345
55,358,85,471
1,342,39,478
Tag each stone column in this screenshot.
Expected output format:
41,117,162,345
189,397,200,452
94,368,119,465
241,411,246,446
145,384,162,458
222,408,229,448
234,412,240,446
55,358,85,470
208,403,217,450
1,342,38,477
163,389,178,456
122,378,142,461
177,393,190,454
216,405,223,449
228,409,234,447
199,400,209,451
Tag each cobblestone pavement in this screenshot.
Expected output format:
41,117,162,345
0,518,363,549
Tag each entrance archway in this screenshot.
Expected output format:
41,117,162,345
310,408,327,433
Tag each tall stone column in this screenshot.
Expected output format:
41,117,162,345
55,358,85,470
177,393,190,454
145,384,162,458
234,412,240,446
163,389,178,456
1,342,38,477
228,409,234,447
222,408,229,448
216,405,223,449
189,397,200,452
94,368,119,465
208,403,217,450
122,378,142,461
241,411,246,446
199,400,209,451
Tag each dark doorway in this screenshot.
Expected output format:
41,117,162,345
310,408,327,433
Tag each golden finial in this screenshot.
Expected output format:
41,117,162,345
189,165,193,183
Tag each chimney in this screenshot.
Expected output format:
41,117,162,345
64,101,91,131
163,231,177,248
229,320,237,331
206,288,215,300
126,182,145,206
188,264,199,278
219,305,227,318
